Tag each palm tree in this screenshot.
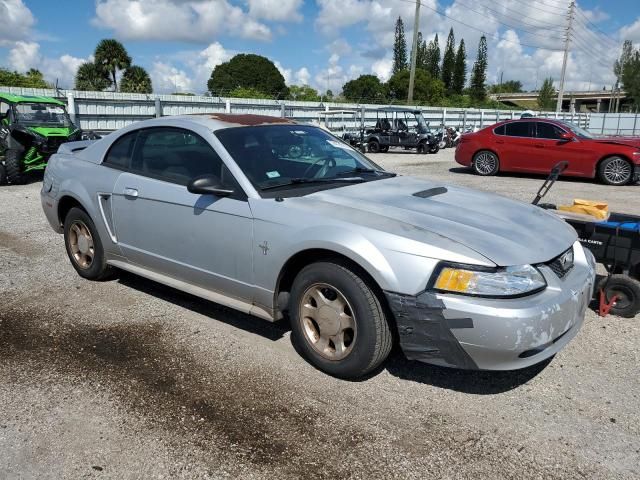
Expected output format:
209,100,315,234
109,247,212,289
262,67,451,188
120,65,153,94
94,39,132,92
75,62,111,91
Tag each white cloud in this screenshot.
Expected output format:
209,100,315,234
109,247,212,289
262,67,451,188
371,57,392,82
275,61,292,85
151,62,194,93
620,17,640,43
93,0,272,42
7,41,89,88
0,0,34,44
295,67,311,85
248,0,303,22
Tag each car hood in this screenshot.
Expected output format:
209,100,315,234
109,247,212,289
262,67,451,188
300,176,577,266
592,137,640,148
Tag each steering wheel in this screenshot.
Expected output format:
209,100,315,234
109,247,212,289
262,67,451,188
302,156,336,179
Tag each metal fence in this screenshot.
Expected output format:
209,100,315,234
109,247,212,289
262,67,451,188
0,85,616,134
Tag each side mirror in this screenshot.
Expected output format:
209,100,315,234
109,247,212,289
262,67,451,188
187,174,234,197
558,132,574,143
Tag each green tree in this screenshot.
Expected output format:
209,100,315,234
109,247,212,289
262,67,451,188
392,16,408,75
469,35,488,101
288,85,321,101
424,34,441,79
208,54,289,98
414,32,428,70
120,65,153,94
489,80,523,94
325,89,334,101
94,39,131,92
452,39,467,95
75,62,111,91
386,69,445,104
441,28,456,92
0,68,49,88
228,87,274,99
537,77,556,110
342,74,386,103
616,40,640,108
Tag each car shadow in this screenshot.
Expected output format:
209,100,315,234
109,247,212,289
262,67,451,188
116,271,553,394
448,166,609,185
116,271,291,342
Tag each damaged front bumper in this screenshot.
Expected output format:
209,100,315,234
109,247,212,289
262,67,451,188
386,242,596,371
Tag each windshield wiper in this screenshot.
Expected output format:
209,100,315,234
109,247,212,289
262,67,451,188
261,177,366,191
337,167,397,177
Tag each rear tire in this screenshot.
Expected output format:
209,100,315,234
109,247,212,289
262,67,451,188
598,275,640,318
63,207,116,281
289,261,392,379
429,144,440,154
368,140,380,153
5,149,26,185
473,150,500,176
598,156,633,186
0,162,6,185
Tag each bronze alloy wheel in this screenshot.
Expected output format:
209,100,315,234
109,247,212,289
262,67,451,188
298,283,357,361
67,220,95,269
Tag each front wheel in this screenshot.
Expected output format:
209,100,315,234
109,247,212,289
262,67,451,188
598,156,633,186
368,140,381,154
289,262,393,379
379,145,389,153
473,150,500,176
5,149,26,185
0,161,6,185
428,143,440,154
63,207,115,281
598,275,640,318
416,142,429,154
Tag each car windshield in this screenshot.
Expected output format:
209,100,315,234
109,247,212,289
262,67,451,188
414,111,430,134
558,121,593,139
215,125,393,194
14,103,72,126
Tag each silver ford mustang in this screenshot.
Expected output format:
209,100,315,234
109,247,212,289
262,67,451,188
41,113,596,378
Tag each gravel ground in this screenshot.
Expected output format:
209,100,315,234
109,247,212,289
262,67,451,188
1,149,639,479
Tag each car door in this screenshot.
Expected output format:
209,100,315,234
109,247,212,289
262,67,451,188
109,126,255,302
499,121,541,172
535,122,593,177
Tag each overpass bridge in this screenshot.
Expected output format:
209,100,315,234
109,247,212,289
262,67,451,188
491,90,630,113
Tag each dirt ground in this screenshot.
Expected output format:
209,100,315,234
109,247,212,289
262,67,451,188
1,148,638,479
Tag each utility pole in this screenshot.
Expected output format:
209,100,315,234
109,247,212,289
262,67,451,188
407,0,421,104
556,1,575,112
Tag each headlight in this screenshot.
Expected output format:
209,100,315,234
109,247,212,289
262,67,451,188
432,264,546,298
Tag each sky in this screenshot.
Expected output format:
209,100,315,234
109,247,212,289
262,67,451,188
1,0,639,95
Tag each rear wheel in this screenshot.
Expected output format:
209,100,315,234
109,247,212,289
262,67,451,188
473,150,500,176
429,144,440,154
598,275,640,318
0,161,6,185
368,140,381,153
5,149,26,185
289,262,392,379
63,207,115,281
598,156,633,186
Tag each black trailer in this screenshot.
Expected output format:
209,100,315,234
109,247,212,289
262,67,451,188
533,161,640,317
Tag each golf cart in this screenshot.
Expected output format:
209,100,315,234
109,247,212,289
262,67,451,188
0,93,90,184
362,107,439,154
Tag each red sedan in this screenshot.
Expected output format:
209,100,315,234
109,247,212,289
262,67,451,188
455,118,640,186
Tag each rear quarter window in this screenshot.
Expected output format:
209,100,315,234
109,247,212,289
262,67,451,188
494,125,506,135
104,131,137,169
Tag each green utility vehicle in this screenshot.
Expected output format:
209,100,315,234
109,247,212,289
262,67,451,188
0,93,84,184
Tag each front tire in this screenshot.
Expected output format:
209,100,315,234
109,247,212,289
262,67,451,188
598,156,633,186
63,207,115,281
368,140,380,153
417,142,428,154
5,149,26,185
0,161,6,185
598,275,640,318
473,150,500,176
289,262,392,379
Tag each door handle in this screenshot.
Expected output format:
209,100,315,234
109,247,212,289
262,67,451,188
496,140,504,144
123,187,139,198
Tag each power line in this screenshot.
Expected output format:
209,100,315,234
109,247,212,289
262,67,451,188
507,0,568,17
454,0,566,37
397,0,564,51
574,7,620,46
474,0,566,29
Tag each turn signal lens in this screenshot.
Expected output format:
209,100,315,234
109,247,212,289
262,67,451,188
435,268,475,292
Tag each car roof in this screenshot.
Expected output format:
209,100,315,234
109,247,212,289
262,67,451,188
368,107,421,114
0,92,65,106
117,113,299,133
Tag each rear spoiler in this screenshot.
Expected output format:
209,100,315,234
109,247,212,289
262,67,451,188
57,139,98,155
